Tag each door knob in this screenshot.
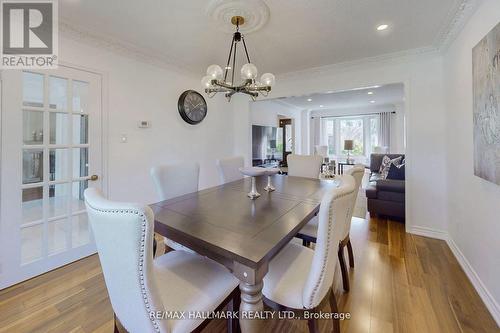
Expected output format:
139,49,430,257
89,175,99,181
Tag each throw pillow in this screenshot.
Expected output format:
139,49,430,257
387,163,405,180
379,155,403,179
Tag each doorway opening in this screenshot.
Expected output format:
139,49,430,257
249,83,407,222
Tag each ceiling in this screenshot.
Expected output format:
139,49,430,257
60,0,466,75
268,83,405,111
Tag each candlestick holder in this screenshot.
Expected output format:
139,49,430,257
248,176,260,199
238,167,267,199
264,168,280,192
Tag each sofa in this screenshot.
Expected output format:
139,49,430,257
365,154,405,220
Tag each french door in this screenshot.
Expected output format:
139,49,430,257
0,66,102,289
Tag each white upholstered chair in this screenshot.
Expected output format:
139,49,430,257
337,164,364,291
150,163,199,253
262,175,356,333
314,145,328,158
150,163,199,202
216,156,244,184
298,164,365,292
84,188,239,333
287,154,323,179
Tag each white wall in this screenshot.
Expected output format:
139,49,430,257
251,100,299,127
443,0,500,323
233,52,448,233
60,37,234,204
250,100,302,154
392,103,406,153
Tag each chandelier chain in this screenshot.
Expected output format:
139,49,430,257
241,36,251,63
224,35,235,82
231,39,237,85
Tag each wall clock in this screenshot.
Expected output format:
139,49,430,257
178,90,207,125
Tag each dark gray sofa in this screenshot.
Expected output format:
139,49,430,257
365,154,405,220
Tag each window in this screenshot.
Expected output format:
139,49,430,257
321,115,379,158
339,118,364,155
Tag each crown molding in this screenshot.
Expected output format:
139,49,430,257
277,46,439,81
434,0,483,52
59,20,198,77
58,0,479,76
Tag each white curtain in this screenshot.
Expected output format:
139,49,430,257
310,116,321,154
378,112,391,152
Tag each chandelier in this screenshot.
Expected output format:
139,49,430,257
201,16,275,101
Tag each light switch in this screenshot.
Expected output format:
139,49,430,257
121,134,127,143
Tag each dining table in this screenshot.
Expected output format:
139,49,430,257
151,174,340,332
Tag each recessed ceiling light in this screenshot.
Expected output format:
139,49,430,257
367,91,374,95
319,105,324,108
370,100,376,103
307,98,312,102
377,24,389,31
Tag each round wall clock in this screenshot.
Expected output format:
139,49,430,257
178,90,207,125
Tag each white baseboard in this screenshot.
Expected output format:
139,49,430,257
408,225,448,240
408,225,500,327
446,236,500,327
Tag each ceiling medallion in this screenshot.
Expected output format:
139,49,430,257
201,16,275,102
206,0,270,34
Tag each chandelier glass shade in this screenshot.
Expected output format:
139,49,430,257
201,16,275,101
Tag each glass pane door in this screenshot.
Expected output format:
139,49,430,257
0,66,102,288
20,73,94,263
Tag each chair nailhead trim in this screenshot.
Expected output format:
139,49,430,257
307,189,355,309
86,202,161,333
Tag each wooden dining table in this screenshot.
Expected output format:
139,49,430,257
151,174,340,332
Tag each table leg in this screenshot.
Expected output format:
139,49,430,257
233,262,268,333
239,281,264,332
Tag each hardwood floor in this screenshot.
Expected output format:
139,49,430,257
0,217,498,333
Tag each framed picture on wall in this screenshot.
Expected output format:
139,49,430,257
472,21,500,185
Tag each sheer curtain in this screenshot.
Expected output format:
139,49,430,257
310,116,321,154
378,112,391,152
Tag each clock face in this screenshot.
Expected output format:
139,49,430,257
178,90,207,125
